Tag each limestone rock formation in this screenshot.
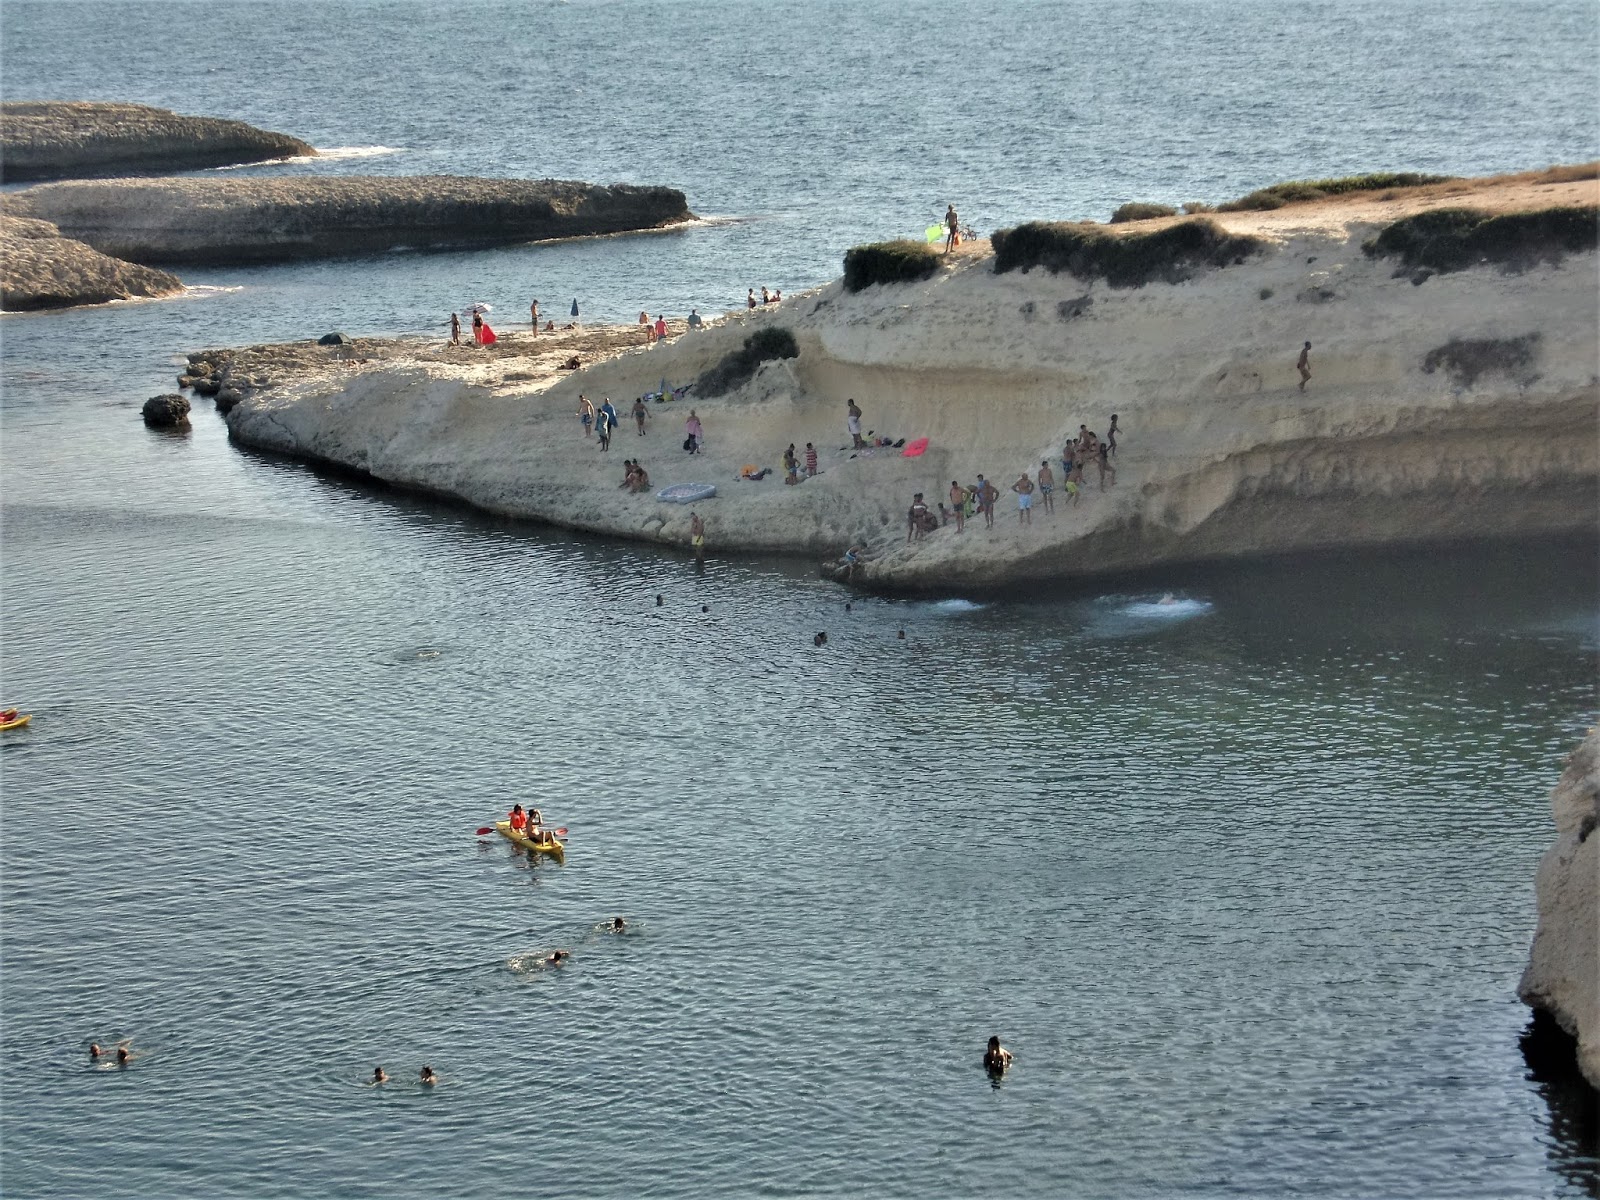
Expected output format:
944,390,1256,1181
142,394,191,427
1520,729,1600,1090
0,101,314,181
0,214,182,310
3,175,694,265
220,172,1599,581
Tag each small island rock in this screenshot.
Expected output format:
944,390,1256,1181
142,394,191,427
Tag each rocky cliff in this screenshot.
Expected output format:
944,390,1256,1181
0,101,315,181
0,214,183,310
217,169,1598,586
3,175,695,265
1520,729,1600,1090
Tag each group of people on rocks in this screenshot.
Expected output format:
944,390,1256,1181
747,287,782,309
620,460,652,493
906,417,1120,541
781,442,820,484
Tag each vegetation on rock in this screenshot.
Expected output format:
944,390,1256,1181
990,218,1265,287
1217,172,1454,212
1110,202,1178,223
842,240,942,293
694,327,800,397
1365,206,1598,274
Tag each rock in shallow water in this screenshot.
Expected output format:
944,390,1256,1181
1520,728,1600,1090
3,175,695,266
0,214,182,311
0,101,315,182
141,393,190,427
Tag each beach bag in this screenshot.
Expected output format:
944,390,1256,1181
683,435,695,451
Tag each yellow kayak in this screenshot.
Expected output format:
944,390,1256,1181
0,714,31,732
494,820,565,863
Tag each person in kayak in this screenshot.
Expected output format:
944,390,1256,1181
419,1065,438,1086
508,804,528,836
983,1036,1013,1075
371,1066,389,1084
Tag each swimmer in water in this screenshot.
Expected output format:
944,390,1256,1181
89,1043,103,1060
611,917,627,933
419,1065,438,1086
116,1046,133,1067
371,1066,389,1084
983,1036,1013,1074
546,949,569,967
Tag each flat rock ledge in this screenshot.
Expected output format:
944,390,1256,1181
0,101,314,182
1519,728,1600,1090
0,214,182,311
2,175,695,266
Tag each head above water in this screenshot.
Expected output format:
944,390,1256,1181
613,917,626,930
987,1036,1001,1051
117,1047,130,1063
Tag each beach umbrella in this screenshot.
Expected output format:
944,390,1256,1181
571,298,580,317
468,302,492,314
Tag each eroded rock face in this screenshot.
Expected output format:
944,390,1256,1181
0,214,183,310
0,101,314,182
142,394,191,427
1520,729,1600,1090
3,175,695,266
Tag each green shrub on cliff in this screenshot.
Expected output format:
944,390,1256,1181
693,327,800,397
842,240,942,292
1218,172,1454,212
989,219,1265,287
1110,202,1178,224
1364,206,1598,274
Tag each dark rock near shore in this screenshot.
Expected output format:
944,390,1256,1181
142,394,191,427
1,101,315,182
192,375,222,397
214,386,245,414
0,214,183,311
2,174,694,266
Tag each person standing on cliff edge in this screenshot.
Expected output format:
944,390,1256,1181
449,313,461,345
529,299,539,334
945,203,960,253
689,511,706,561
1297,341,1312,391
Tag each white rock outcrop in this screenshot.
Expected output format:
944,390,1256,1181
1519,729,1600,1090
221,173,1599,588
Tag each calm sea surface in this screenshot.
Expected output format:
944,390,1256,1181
2,1,1598,1196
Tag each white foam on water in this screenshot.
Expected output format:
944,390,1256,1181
927,598,985,614
311,145,405,161
1119,597,1213,621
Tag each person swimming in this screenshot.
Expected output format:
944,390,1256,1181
372,1066,389,1084
89,1042,103,1060
419,1065,438,1085
611,917,626,933
983,1036,1013,1074
116,1046,133,1067
545,949,569,967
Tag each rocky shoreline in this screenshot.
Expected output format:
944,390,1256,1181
4,175,695,266
0,101,314,181
1519,730,1600,1090
208,169,1599,590
0,214,182,310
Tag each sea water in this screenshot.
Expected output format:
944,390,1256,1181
2,1,1598,1195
